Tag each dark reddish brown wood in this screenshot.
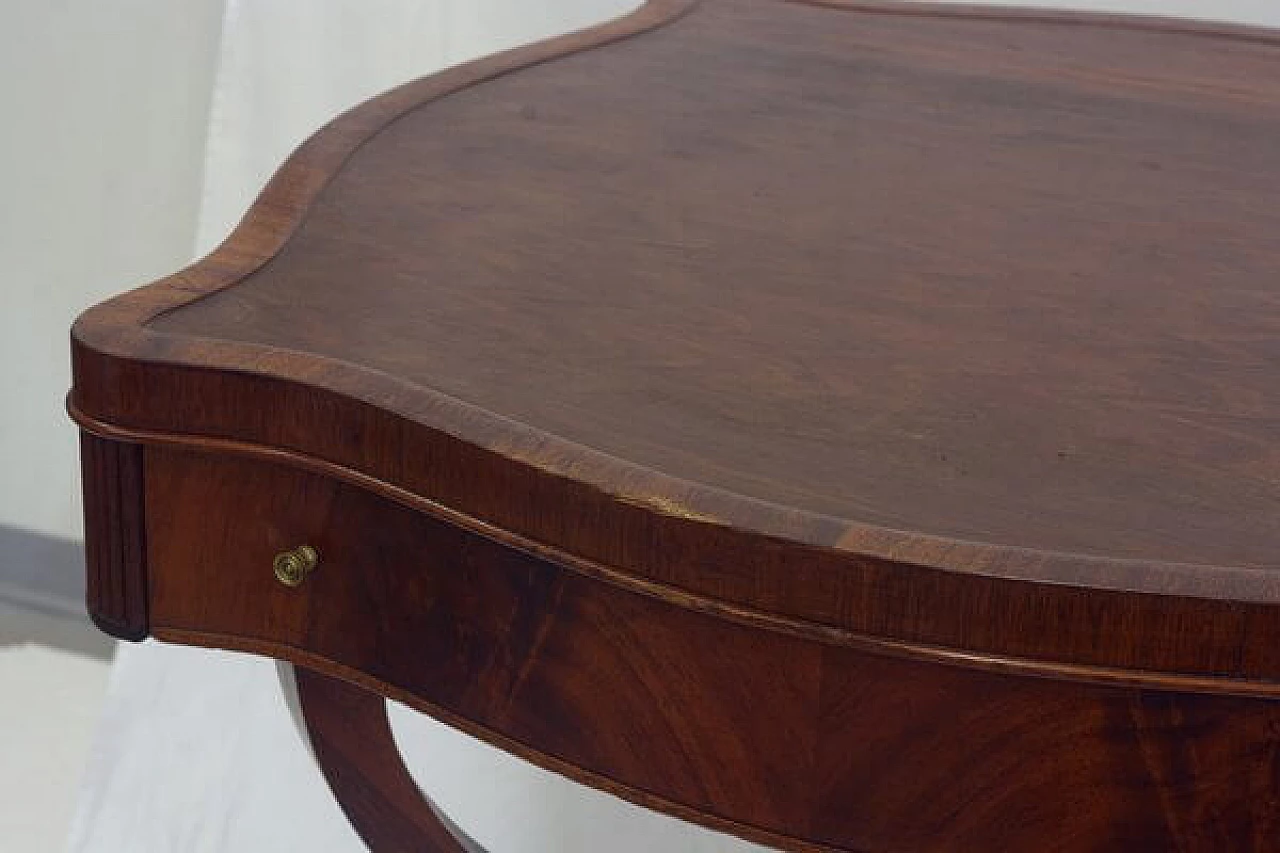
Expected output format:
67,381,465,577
294,667,485,853
811,650,1280,852
138,444,1280,851
142,444,823,849
78,431,147,641
70,0,1280,849
153,0,1280,571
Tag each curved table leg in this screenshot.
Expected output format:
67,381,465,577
285,664,488,853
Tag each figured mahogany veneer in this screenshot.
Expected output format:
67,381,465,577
72,0,1280,850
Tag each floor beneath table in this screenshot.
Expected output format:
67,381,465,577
0,601,114,853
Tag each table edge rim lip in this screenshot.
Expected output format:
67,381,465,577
69,399,1280,672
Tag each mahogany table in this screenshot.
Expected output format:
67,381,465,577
70,1,1280,850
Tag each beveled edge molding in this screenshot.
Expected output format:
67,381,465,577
78,431,148,641
70,403,1280,701
157,628,842,853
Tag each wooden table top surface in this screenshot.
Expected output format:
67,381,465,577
73,0,1280,683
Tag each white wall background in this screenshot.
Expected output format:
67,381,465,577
3,0,1279,851
934,0,1279,22
0,0,224,540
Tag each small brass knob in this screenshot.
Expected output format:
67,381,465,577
273,545,319,588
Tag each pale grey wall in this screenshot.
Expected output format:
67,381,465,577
0,0,225,542
931,0,1280,26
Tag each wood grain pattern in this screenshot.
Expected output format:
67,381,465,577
73,407,1280,700
144,445,1280,851
156,0,1280,570
69,0,1280,849
78,432,147,641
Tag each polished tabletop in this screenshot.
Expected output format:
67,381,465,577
154,0,1280,572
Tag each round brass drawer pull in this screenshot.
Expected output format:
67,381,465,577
274,545,319,588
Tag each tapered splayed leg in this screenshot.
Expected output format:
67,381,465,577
290,665,488,853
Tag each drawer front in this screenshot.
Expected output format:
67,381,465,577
142,445,1280,852
143,444,819,841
